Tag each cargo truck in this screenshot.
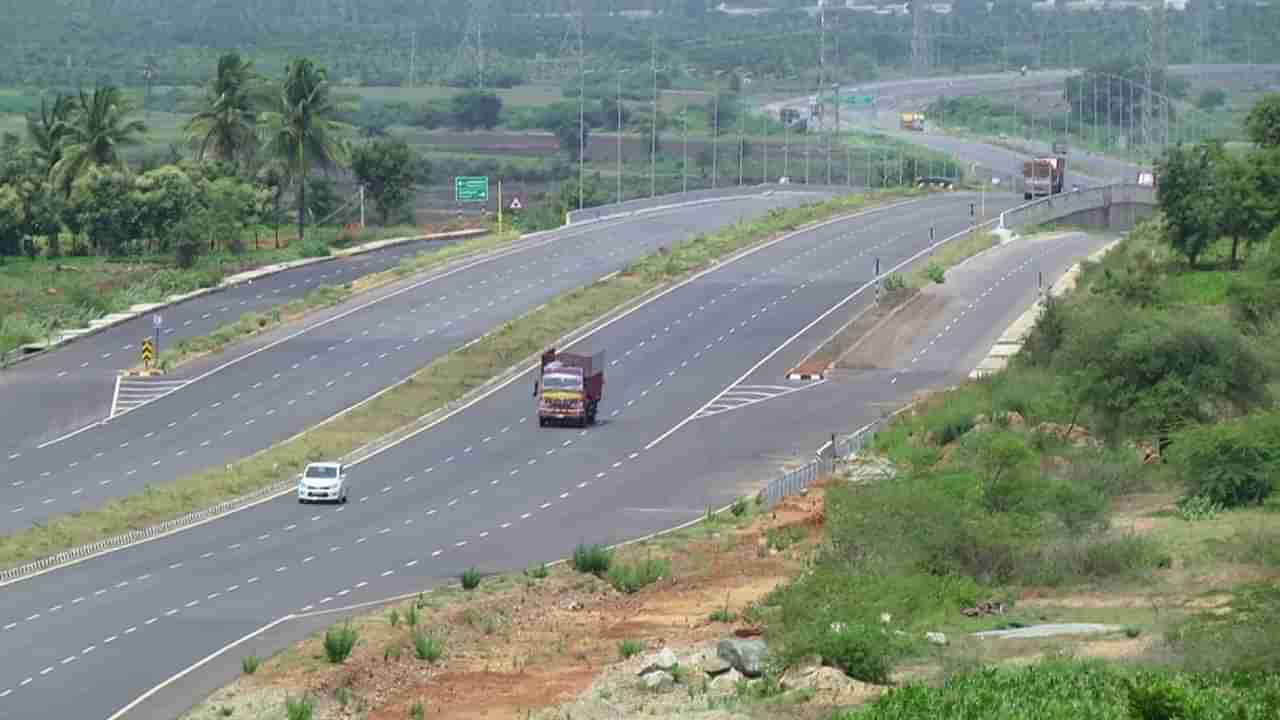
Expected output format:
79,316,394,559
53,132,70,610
899,112,925,131
534,348,605,427
1022,156,1066,200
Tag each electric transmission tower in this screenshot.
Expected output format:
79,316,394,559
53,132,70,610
449,0,491,88
911,1,930,78
1141,4,1168,152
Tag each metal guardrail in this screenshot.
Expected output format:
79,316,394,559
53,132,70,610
760,415,893,509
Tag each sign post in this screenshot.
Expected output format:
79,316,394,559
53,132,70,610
454,176,489,203
141,337,154,371
152,313,162,354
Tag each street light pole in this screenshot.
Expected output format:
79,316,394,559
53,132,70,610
577,9,585,211
712,71,721,189
682,99,688,193
762,114,768,184
650,35,659,198
617,70,625,206
737,97,745,186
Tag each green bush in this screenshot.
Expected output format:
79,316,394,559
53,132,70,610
839,661,1280,719
882,273,907,291
925,262,946,284
241,655,260,675
1169,413,1280,508
618,639,643,659
460,567,481,590
524,563,549,579
606,556,670,594
323,622,359,663
285,696,314,720
404,603,419,628
412,630,444,663
298,237,331,258
571,543,613,575
1176,494,1224,522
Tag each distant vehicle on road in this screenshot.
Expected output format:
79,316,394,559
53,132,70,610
298,462,348,504
535,348,605,427
1136,170,1157,187
900,112,926,131
1023,154,1067,200
916,176,955,190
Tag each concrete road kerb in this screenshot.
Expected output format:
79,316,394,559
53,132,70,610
0,193,926,590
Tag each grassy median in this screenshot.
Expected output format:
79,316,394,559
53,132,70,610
0,188,923,571
150,228,525,372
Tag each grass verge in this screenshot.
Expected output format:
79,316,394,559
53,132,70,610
908,228,1000,288
0,188,920,572
148,228,517,372
0,224,426,358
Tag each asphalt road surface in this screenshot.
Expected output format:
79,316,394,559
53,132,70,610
0,191,1042,720
0,233,474,452
0,190,850,534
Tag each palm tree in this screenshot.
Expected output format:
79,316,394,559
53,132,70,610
186,51,262,168
258,58,348,242
51,84,147,194
26,94,74,177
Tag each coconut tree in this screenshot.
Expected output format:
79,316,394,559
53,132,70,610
258,58,347,243
51,84,147,194
186,51,263,169
26,94,74,178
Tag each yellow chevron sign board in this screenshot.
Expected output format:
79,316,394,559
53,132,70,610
141,337,154,368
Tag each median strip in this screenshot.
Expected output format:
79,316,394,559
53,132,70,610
142,228,532,373
0,189,920,575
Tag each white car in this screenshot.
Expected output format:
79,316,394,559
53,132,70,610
297,462,348,504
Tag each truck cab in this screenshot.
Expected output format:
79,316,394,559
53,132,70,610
535,349,605,427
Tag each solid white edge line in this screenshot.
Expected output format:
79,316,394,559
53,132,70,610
103,615,294,720
347,196,929,468
646,217,997,452
31,190,804,456
2,194,927,591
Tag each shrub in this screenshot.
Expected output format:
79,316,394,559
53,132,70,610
571,543,613,575
241,655,260,675
618,639,643,659
410,701,425,720
388,608,400,627
1019,535,1167,587
883,272,907,291
730,497,749,517
709,606,738,623
838,661,1280,719
460,567,482,590
607,556,670,594
384,644,402,662
812,622,903,684
297,237,331,258
1169,413,1280,508
404,603,419,628
323,622,358,663
525,563,549,579
1176,494,1224,522
925,262,946,284
284,696,314,720
412,630,444,663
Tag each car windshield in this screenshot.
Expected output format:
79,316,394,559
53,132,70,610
542,374,581,391
305,465,338,479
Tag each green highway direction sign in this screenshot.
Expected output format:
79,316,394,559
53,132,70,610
455,176,489,202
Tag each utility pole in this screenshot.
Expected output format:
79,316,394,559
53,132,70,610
359,185,365,228
577,6,584,211
617,70,625,205
738,100,745,186
712,72,721,189
409,30,417,87
682,100,688,193
762,115,768,184
911,0,929,78
650,23,659,198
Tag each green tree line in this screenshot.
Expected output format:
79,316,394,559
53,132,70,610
0,52,422,266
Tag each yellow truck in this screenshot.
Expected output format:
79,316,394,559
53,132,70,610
899,112,925,131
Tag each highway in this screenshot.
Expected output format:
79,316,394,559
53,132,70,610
0,232,472,451
0,191,1031,720
0,190,836,533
